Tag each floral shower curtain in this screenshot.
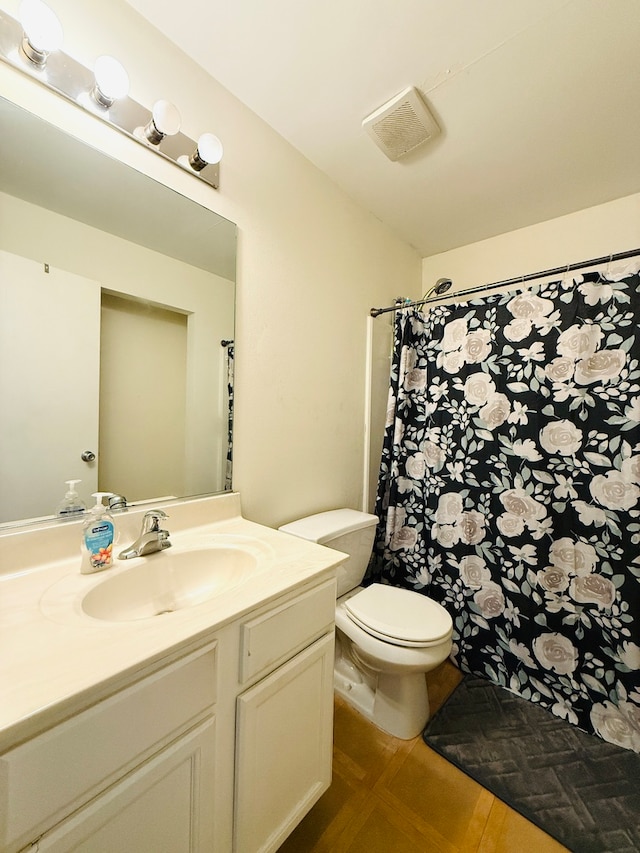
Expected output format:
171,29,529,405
368,269,640,751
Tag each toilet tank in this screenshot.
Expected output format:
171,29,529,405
279,509,378,597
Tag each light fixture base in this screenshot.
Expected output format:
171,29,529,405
0,9,219,189
19,35,47,66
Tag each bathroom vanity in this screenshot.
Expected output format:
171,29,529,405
0,494,344,852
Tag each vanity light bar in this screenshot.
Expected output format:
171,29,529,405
0,6,221,189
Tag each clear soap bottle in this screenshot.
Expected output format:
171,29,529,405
57,479,87,518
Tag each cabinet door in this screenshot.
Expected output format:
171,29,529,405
234,633,334,853
33,718,215,853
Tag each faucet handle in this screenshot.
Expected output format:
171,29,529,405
142,509,169,533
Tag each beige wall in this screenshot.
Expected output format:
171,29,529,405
0,0,420,525
422,192,640,298
0,0,421,528
6,1,638,531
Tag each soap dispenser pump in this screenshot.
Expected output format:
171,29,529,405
81,492,116,574
57,479,87,518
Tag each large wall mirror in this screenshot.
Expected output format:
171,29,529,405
0,96,237,528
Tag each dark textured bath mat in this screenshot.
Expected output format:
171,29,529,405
423,676,640,853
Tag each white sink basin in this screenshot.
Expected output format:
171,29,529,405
81,546,257,621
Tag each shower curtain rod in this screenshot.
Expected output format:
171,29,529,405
369,246,640,318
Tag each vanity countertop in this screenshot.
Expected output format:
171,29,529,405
0,493,345,751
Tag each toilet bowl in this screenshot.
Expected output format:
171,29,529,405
279,509,453,739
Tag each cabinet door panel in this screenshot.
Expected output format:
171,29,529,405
35,717,215,853
234,633,334,853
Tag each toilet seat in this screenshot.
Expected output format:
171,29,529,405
344,583,452,648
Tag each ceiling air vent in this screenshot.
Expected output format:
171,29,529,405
362,86,440,161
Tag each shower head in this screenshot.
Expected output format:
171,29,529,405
422,278,453,300
433,278,453,295
370,277,454,317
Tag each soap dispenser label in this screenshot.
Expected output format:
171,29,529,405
85,521,114,568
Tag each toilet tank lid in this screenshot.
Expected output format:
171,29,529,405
279,509,378,544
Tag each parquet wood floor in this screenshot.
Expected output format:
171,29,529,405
278,660,569,852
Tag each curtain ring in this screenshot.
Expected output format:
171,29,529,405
605,253,613,279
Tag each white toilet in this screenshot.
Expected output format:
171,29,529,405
279,508,453,739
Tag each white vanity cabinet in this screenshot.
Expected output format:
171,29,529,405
2,640,218,853
1,572,337,853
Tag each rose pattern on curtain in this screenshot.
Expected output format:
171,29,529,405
368,269,640,751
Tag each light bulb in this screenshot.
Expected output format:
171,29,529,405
189,133,223,171
143,100,181,144
18,0,63,66
92,55,129,108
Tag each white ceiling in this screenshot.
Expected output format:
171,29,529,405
124,0,640,258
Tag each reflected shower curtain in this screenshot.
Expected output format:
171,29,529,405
368,269,640,750
224,342,234,491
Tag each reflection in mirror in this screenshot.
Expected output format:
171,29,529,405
0,96,237,528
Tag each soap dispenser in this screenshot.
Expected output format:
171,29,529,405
57,479,87,518
81,492,116,574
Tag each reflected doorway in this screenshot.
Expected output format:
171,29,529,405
99,293,188,502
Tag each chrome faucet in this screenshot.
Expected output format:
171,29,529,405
118,509,172,559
